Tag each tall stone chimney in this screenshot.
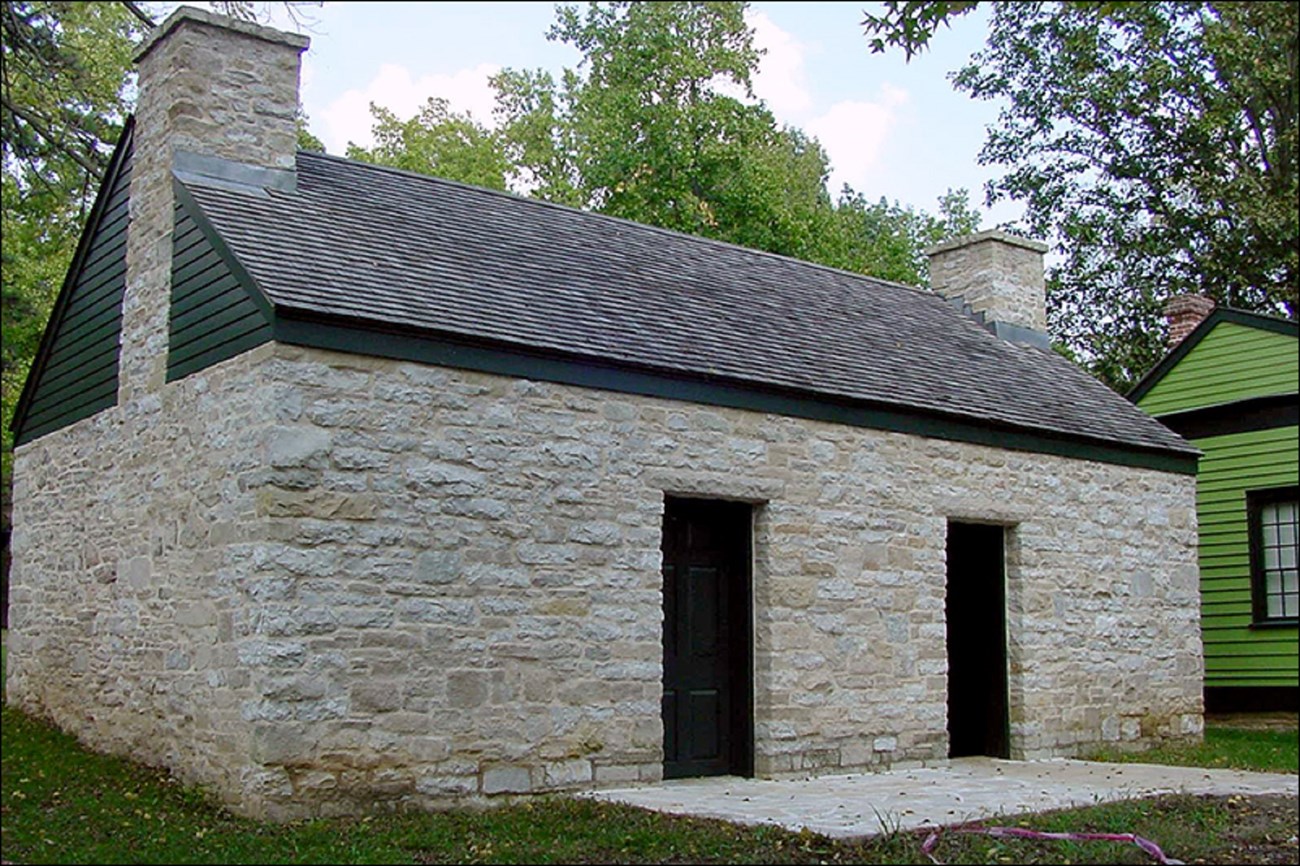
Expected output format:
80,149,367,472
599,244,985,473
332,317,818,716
1163,294,1215,349
926,230,1050,347
120,7,308,403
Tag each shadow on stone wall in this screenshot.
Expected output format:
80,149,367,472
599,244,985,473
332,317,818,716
2,473,10,629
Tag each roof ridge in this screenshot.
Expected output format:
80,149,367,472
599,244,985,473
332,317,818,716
1213,305,1299,331
294,149,942,303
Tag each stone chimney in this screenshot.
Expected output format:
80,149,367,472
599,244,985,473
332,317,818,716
1163,294,1216,349
926,230,1050,347
119,7,308,403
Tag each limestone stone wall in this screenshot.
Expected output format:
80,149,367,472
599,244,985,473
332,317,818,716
8,346,280,808
8,340,1203,820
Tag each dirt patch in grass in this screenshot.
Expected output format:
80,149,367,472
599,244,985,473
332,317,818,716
866,793,1299,866
1206,712,1299,733
1207,794,1300,866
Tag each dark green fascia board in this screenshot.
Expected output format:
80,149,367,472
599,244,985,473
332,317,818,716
10,117,135,445
1128,307,1300,404
272,308,1199,475
1155,392,1299,441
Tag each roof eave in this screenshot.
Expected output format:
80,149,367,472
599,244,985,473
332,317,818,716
270,304,1201,475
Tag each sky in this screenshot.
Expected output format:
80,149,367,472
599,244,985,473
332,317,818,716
249,1,1024,228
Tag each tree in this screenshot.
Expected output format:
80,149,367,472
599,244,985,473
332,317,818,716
823,187,981,286
297,108,326,153
862,1,1298,391
346,98,510,190
1,1,147,190
861,0,980,59
492,1,840,260
348,2,982,282
958,2,1297,390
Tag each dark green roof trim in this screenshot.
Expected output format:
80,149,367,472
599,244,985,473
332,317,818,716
10,118,135,444
166,183,274,382
171,179,275,321
1154,393,1298,441
1128,307,1300,404
273,309,1200,475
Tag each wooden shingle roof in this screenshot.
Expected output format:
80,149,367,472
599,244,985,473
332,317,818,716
177,151,1198,469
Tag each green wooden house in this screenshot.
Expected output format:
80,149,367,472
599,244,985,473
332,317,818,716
1131,306,1299,711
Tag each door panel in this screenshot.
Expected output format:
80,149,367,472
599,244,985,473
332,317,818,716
662,498,752,778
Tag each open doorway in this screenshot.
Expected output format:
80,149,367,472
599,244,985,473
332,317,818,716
946,521,1010,759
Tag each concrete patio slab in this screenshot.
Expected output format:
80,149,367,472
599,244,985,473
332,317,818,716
579,758,1299,839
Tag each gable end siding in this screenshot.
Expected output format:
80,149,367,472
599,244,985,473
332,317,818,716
166,200,272,382
13,141,132,446
1137,321,1299,416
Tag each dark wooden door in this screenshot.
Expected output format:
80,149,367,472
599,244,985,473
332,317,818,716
945,521,1010,759
662,497,752,779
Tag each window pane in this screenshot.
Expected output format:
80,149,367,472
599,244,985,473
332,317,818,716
1263,522,1279,548
1255,495,1298,621
1266,573,1282,595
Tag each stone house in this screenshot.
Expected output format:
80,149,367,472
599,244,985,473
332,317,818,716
6,8,1204,820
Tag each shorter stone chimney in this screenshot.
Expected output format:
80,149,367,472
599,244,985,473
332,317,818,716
926,230,1050,347
1163,294,1215,349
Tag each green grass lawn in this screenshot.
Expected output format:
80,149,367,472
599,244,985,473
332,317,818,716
1082,725,1299,775
2,634,1297,864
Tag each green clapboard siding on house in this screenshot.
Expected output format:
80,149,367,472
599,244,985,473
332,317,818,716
1138,321,1299,415
1193,425,1299,687
166,200,272,381
1134,311,1299,695
13,142,132,446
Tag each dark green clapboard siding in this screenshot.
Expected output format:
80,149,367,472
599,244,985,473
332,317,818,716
166,201,271,381
1191,424,1299,688
13,146,132,446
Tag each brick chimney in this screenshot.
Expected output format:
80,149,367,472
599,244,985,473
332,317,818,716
119,7,308,403
926,230,1050,347
1163,294,1215,349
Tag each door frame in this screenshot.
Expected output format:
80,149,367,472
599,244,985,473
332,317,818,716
944,519,1011,759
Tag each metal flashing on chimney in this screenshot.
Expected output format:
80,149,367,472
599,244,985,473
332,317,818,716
173,150,296,196
988,320,1051,350
946,296,1052,349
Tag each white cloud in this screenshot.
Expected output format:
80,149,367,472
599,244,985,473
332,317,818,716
748,11,811,116
806,84,909,196
316,62,501,154
738,12,909,197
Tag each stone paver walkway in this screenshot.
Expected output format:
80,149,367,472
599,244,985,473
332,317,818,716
580,757,1299,838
